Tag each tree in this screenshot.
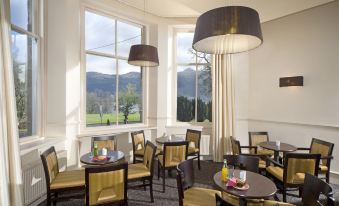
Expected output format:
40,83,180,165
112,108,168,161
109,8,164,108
119,84,139,124
177,96,195,122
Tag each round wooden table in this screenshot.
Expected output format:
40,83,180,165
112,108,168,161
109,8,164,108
214,170,277,206
80,150,125,166
155,135,185,144
259,141,297,162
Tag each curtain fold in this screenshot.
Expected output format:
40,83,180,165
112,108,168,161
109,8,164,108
212,54,235,162
0,0,24,205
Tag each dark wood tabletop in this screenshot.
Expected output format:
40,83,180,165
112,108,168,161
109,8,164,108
259,141,297,152
80,150,125,166
214,170,277,200
155,135,185,144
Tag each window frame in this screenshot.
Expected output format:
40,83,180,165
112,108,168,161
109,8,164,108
173,28,212,125
9,0,44,141
80,5,148,132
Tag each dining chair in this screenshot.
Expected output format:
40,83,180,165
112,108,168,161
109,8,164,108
41,147,85,206
266,153,321,202
158,141,188,192
92,135,117,151
186,129,202,170
297,138,334,183
127,141,157,202
223,154,260,173
248,132,274,156
230,137,267,171
85,162,128,206
176,159,221,206
215,193,295,206
131,130,146,163
301,173,335,206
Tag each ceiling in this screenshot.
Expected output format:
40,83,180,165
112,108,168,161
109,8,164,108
117,0,334,22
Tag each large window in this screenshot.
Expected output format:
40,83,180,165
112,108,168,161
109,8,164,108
10,0,40,137
85,10,143,127
176,32,212,123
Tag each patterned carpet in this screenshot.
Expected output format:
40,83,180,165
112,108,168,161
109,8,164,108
38,161,339,206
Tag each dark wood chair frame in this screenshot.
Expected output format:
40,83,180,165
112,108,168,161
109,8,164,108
41,146,85,206
91,135,117,151
127,141,157,203
266,153,321,202
85,162,128,206
215,193,234,206
158,141,189,192
176,159,195,206
131,130,146,164
186,129,202,170
223,155,260,173
231,136,258,155
297,138,334,183
302,173,335,206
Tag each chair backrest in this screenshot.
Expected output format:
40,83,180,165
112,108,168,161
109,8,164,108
310,138,334,166
176,159,194,206
40,147,59,187
284,153,320,185
85,162,128,206
223,155,260,173
186,129,201,149
302,173,335,206
92,135,117,151
215,193,233,206
143,141,157,177
163,141,188,168
248,131,269,147
230,137,241,155
131,130,145,154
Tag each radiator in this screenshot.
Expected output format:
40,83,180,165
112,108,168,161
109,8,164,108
21,150,67,205
200,134,210,155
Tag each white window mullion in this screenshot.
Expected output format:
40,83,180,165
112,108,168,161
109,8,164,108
115,19,119,125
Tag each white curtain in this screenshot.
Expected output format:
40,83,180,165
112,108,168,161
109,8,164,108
212,54,235,162
0,0,24,205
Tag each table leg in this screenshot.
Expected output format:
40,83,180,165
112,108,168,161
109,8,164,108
239,198,247,206
274,151,279,162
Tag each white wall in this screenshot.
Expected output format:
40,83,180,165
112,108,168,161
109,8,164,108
248,2,339,174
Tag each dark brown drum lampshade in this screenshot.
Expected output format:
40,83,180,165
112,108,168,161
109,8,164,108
193,6,263,54
128,44,159,67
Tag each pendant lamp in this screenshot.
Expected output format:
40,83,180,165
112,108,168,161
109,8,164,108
128,0,159,67
193,6,263,54
128,44,159,67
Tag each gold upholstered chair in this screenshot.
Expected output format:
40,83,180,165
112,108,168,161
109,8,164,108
92,135,117,151
216,193,295,206
85,163,128,206
131,130,146,163
186,129,202,170
128,141,157,202
41,147,85,206
230,137,268,171
248,132,274,156
158,141,188,192
177,159,221,206
297,138,334,183
266,153,321,202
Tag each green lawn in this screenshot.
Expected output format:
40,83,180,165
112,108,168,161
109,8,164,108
86,113,141,125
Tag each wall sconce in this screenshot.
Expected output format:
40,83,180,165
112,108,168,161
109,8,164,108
279,76,303,87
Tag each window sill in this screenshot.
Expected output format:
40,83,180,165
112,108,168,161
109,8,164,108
20,137,66,155
77,124,157,139
167,122,212,130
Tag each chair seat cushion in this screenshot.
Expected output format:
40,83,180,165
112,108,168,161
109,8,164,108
134,149,144,156
158,155,181,168
266,166,284,182
128,163,150,180
188,147,199,155
50,169,85,190
259,160,266,169
264,200,295,206
257,149,274,156
183,187,221,206
221,192,263,206
319,165,328,172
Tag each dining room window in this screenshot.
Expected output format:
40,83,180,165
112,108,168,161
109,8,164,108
10,0,40,138
175,31,212,123
84,10,144,127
